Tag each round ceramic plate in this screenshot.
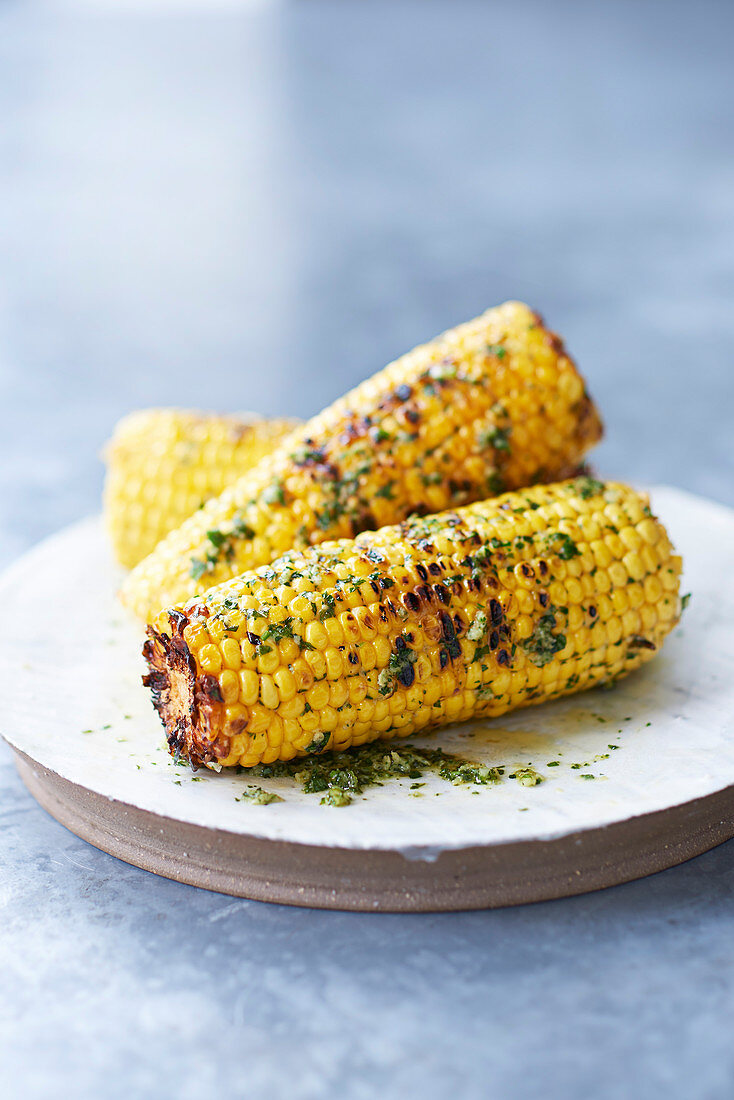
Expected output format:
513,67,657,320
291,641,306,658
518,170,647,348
2,486,733,911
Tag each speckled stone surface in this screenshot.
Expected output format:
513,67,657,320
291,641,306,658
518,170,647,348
1,2,733,1097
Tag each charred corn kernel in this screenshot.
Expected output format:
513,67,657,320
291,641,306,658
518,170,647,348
103,409,300,568
123,302,603,619
219,670,240,704
143,479,682,768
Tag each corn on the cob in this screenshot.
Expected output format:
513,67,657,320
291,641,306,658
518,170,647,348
122,302,603,620
143,478,682,769
104,409,300,568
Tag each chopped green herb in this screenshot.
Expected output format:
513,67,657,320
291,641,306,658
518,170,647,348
320,788,353,807
574,476,605,500
522,610,566,667
377,637,418,695
467,610,488,642
241,741,528,806
191,557,209,581
304,731,331,754
319,592,337,621
374,480,396,500
290,447,325,466
479,425,511,453
544,532,580,560
262,479,286,506
236,785,283,805
510,767,544,787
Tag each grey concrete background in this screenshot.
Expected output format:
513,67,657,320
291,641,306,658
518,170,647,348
1,2,733,1097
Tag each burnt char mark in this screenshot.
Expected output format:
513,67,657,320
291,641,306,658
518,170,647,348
438,610,461,659
168,609,189,636
438,610,456,640
397,663,415,688
141,623,226,768
378,383,413,411
142,669,168,693
448,479,473,497
338,415,372,447
539,592,550,608
497,649,510,666
434,583,451,605
428,562,442,576
169,632,197,676
403,591,421,613
489,630,499,650
489,598,504,625
628,635,656,651
199,674,224,702
415,584,433,604
292,443,342,480
416,563,429,582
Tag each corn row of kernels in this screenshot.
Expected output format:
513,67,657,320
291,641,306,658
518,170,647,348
125,301,603,619
104,409,300,568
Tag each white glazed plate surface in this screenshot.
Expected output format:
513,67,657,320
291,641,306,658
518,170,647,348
1,486,731,855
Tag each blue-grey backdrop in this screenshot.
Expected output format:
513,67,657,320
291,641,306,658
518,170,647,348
1,3,733,1098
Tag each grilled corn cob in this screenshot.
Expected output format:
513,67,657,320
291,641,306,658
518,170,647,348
122,302,602,620
104,409,299,568
143,478,682,769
